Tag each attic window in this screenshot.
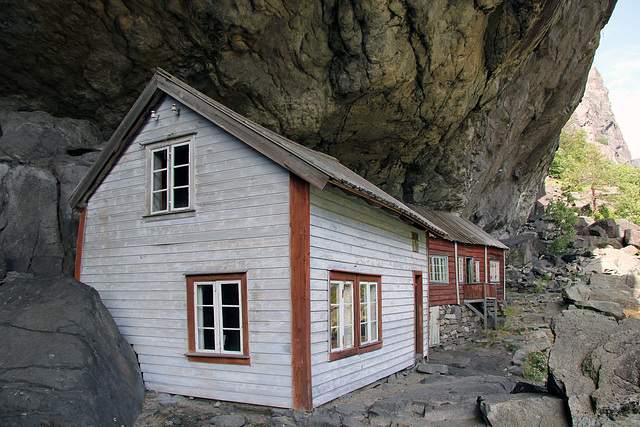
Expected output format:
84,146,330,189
146,135,194,215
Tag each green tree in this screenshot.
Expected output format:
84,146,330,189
550,129,640,227
547,200,578,253
550,130,612,215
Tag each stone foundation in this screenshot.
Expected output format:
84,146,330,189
437,304,483,348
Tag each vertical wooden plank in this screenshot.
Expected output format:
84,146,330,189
503,250,507,300
74,207,87,280
290,173,312,411
454,242,460,304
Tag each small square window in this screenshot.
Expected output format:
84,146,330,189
429,255,449,284
146,136,194,215
186,273,250,364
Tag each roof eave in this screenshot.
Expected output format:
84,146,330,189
69,74,163,210
328,179,447,237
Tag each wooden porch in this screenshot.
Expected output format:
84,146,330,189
464,283,503,336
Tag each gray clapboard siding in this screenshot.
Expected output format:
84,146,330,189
308,184,426,407
144,379,291,408
80,97,294,408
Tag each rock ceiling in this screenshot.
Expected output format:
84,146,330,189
0,0,617,232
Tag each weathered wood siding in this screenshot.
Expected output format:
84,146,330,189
80,96,294,408
309,185,427,407
427,237,457,306
457,243,486,301
487,247,505,300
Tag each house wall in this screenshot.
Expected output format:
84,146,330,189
457,243,486,301
309,185,427,407
79,96,295,408
487,247,506,300
427,237,457,306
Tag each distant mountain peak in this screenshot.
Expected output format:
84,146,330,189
565,66,632,164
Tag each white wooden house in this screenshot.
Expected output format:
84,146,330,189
69,69,449,411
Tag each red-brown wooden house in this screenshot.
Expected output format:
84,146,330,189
410,207,509,346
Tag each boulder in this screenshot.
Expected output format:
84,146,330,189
583,319,640,420
417,363,449,375
0,107,101,162
0,274,145,426
479,393,569,427
502,233,544,267
0,105,103,277
624,229,640,248
548,310,640,426
588,218,622,239
0,164,65,275
588,273,640,314
583,247,640,275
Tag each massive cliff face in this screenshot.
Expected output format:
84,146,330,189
566,66,632,164
0,0,616,274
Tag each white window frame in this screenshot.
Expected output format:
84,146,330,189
429,255,449,284
359,281,379,345
185,273,249,364
193,280,244,355
457,257,464,283
489,260,500,283
475,260,481,284
329,272,382,361
145,135,194,215
330,279,355,352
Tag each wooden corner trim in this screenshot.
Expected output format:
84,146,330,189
290,174,312,412
74,207,87,281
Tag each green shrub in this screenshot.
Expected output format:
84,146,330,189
523,350,548,382
547,200,578,254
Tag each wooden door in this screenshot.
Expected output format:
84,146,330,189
413,271,423,358
429,306,440,347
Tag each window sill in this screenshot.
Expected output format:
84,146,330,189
185,352,251,365
143,209,196,222
329,341,383,362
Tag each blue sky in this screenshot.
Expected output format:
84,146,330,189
593,0,640,159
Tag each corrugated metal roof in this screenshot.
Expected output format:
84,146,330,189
409,206,508,250
69,69,446,236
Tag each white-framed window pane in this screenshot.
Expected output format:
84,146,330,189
148,138,192,214
490,260,500,283
172,143,190,209
430,255,448,283
475,260,481,283
342,282,353,347
195,280,242,354
330,280,355,351
360,281,378,345
196,283,216,351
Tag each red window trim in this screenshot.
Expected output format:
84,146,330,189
329,271,383,362
185,272,250,365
